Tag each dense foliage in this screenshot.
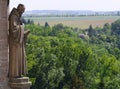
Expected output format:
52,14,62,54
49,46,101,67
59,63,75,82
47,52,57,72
25,19,120,89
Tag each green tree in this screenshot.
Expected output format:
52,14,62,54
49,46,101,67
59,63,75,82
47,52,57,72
87,25,96,37
111,19,120,35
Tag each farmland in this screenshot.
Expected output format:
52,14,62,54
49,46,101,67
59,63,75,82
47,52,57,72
24,16,120,29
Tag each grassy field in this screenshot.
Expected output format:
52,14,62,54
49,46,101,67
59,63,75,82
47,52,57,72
25,16,120,29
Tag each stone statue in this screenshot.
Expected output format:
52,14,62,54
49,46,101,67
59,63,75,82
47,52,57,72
8,4,30,78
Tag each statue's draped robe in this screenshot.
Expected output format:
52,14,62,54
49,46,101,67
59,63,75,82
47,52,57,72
8,8,27,78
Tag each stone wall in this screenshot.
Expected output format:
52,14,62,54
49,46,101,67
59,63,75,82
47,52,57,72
0,0,10,89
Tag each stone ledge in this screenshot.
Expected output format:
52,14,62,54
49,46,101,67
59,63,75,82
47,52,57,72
9,77,31,89
9,77,29,83
9,82,31,88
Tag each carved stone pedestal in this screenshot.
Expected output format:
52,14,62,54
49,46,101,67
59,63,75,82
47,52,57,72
9,77,31,89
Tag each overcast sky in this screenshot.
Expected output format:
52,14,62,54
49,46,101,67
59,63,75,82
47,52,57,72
10,0,120,11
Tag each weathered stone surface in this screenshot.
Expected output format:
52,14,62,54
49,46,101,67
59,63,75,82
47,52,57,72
0,0,10,89
0,0,7,18
9,77,31,89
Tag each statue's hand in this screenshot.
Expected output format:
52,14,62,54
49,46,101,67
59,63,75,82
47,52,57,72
24,30,30,44
24,30,30,36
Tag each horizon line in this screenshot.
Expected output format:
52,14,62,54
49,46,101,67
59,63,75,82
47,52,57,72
25,9,120,12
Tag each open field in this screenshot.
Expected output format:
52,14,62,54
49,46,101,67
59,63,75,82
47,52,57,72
24,16,120,29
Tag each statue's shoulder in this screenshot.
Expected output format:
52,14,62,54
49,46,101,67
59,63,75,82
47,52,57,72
10,8,17,15
9,8,18,20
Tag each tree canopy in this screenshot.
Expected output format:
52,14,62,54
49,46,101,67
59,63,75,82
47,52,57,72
25,19,120,89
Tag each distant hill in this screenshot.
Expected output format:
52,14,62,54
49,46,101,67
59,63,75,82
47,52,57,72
24,10,120,16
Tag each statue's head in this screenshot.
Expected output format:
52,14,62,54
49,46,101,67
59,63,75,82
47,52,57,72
17,4,25,16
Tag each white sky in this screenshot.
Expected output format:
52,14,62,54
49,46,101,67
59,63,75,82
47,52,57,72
10,0,120,11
